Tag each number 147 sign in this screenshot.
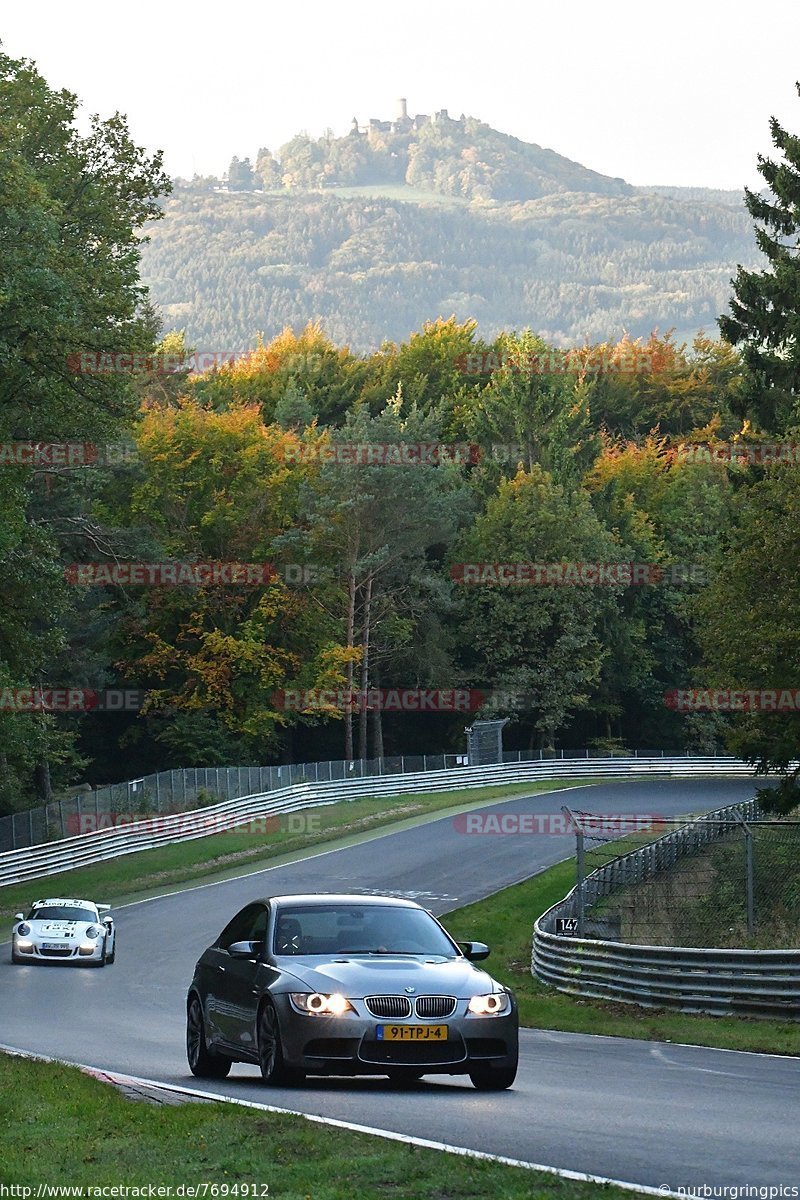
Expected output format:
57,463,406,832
556,917,579,935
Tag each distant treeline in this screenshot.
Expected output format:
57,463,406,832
139,188,759,353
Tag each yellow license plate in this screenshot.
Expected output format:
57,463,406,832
376,1025,448,1041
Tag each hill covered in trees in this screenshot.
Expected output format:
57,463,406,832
242,112,633,201
139,188,758,352
7,55,799,816
138,113,759,351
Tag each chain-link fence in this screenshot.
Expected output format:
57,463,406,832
0,756,466,853
0,747,745,855
566,804,800,949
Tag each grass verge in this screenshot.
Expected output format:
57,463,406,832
0,1052,634,1197
0,779,600,921
442,862,800,1056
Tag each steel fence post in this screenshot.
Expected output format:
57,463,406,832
745,826,755,937
576,826,585,937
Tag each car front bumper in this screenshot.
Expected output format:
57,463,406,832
271,995,519,1076
13,937,105,963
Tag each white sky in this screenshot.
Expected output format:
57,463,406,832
3,0,800,189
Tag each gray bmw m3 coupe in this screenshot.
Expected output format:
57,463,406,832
186,893,518,1089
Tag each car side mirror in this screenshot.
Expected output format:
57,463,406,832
14,913,24,922
460,940,490,961
227,940,260,959
102,916,113,926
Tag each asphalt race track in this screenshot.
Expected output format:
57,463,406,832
2,777,798,1190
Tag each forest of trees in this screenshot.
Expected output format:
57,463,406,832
139,187,760,352
3,51,800,817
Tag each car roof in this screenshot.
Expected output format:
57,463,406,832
264,894,422,910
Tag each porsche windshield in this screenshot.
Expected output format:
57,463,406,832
29,906,95,922
273,904,458,957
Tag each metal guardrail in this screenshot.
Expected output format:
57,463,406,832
1,755,474,853
0,748,753,853
532,798,800,1019
0,755,756,890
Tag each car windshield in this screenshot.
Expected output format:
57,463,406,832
273,904,459,957
28,906,95,922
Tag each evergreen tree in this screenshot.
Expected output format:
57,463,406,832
719,84,800,431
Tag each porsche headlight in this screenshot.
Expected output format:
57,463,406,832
289,992,355,1016
15,923,30,937
85,926,102,939
467,992,511,1016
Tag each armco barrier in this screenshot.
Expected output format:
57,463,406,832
0,748,753,853
0,756,757,889
532,797,800,1019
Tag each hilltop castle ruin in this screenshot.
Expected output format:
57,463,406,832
350,99,465,137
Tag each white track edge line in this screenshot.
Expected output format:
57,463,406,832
0,1042,684,1199
113,781,599,910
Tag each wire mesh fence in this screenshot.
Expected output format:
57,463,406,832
567,804,800,949
0,747,749,854
0,756,462,853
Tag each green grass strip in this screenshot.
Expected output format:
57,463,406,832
443,863,800,1056
0,779,601,921
0,1053,636,1197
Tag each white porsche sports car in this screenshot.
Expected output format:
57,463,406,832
12,897,116,966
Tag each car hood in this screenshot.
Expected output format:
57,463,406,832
277,954,499,997
27,920,91,935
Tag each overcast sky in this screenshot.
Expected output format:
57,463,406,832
3,1,800,190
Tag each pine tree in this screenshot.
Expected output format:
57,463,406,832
719,83,800,431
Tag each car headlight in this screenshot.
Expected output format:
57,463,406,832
85,926,102,939
467,992,511,1016
289,992,355,1016
15,923,30,937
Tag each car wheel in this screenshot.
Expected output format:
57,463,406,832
94,943,107,967
186,996,232,1079
257,1000,304,1086
388,1070,424,1086
105,936,116,965
11,950,23,965
468,1062,517,1091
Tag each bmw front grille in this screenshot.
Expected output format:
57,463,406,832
365,995,413,1019
415,995,457,1018
364,995,457,1019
